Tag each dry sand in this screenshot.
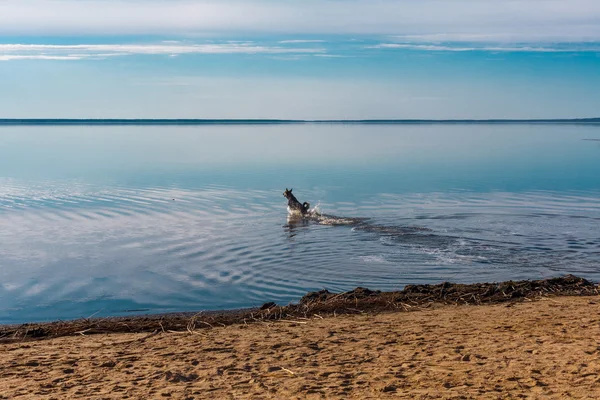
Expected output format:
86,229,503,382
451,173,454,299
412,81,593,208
1,296,600,399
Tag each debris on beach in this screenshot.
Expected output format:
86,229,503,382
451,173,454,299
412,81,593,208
0,275,597,343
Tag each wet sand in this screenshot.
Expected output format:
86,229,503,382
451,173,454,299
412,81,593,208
2,295,600,399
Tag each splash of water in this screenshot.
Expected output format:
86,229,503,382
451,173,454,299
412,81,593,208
287,202,370,226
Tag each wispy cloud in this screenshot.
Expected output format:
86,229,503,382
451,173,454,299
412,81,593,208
279,40,326,44
393,33,600,43
0,42,325,61
369,43,600,53
313,54,351,58
0,55,84,61
0,0,599,42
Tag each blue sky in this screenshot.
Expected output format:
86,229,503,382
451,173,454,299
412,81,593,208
0,0,599,119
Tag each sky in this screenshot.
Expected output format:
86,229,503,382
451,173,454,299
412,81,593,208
0,0,599,119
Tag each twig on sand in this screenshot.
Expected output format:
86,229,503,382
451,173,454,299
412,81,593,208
186,324,195,335
540,297,561,303
21,327,29,342
268,366,296,376
139,330,160,342
325,293,345,303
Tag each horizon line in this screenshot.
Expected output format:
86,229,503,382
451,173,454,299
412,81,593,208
0,118,599,126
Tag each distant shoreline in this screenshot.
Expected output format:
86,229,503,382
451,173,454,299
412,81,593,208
0,118,599,126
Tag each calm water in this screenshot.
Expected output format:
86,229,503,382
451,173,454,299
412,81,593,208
1,124,599,324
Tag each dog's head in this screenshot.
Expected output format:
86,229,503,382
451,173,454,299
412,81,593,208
283,188,293,200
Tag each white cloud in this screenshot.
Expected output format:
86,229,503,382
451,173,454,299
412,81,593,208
279,40,326,44
0,0,599,42
370,43,600,52
313,54,350,58
0,55,84,61
393,33,600,43
0,42,325,61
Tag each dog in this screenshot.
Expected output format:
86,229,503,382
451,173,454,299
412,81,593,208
283,188,310,215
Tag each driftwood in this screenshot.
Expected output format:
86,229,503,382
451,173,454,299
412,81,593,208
1,275,597,343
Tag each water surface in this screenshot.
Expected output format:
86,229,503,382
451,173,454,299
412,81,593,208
1,124,599,323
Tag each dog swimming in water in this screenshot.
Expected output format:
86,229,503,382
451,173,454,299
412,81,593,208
283,188,310,216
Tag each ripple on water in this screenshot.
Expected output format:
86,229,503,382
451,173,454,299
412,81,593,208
1,182,600,323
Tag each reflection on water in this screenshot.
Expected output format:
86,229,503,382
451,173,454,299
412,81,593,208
1,124,600,323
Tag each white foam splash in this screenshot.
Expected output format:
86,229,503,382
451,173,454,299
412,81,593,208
287,202,322,218
309,202,322,216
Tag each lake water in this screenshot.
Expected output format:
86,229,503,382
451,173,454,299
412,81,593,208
1,123,599,324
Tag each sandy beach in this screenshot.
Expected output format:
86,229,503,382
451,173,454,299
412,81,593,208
2,292,600,399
